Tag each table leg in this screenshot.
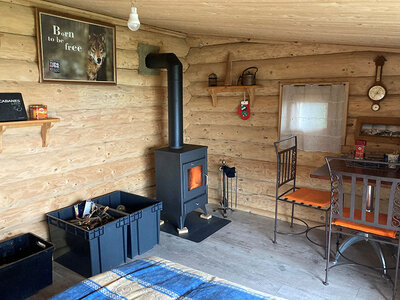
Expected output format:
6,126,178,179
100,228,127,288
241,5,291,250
370,240,387,276
333,232,387,276
333,234,365,264
366,185,374,212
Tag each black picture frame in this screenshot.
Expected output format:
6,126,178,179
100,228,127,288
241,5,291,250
36,9,116,84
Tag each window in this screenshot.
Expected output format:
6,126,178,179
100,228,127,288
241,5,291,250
279,83,348,153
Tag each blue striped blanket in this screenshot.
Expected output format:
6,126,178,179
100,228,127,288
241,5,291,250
53,257,285,300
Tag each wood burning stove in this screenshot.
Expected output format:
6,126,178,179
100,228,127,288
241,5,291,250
155,145,208,232
146,53,210,233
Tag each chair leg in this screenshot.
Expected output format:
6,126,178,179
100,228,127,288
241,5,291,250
393,238,400,300
273,198,278,244
323,223,332,285
324,210,329,260
290,202,295,228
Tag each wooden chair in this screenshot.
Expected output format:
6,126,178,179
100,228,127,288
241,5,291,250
273,136,331,257
324,157,400,300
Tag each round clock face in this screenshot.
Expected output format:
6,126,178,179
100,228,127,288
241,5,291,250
368,85,386,101
371,103,380,111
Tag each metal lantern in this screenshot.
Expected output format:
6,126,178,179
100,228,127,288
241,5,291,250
208,73,217,86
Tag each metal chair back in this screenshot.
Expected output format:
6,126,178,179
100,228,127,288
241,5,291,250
274,136,297,197
325,156,400,232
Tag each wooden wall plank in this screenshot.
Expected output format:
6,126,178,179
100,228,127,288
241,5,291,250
186,124,278,144
187,52,400,83
186,35,251,48
187,42,400,65
0,33,37,61
0,2,35,36
0,81,168,110
187,112,278,127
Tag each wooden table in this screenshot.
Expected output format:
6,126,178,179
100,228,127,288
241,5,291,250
310,159,400,271
310,159,400,187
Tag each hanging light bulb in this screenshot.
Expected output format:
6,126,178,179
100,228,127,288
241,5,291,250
128,3,140,31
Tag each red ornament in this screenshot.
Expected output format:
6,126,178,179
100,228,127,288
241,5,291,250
238,101,250,120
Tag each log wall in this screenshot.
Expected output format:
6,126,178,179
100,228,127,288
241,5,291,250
184,35,400,225
0,0,189,240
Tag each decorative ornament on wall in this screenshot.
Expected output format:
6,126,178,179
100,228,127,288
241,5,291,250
238,92,250,120
368,55,387,111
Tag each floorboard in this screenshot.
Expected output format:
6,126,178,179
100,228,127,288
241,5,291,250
31,204,395,300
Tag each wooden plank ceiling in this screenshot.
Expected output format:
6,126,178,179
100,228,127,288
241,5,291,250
49,0,400,48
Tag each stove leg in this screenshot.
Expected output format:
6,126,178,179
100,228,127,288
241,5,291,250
177,227,188,234
177,215,187,231
200,205,212,220
200,213,212,220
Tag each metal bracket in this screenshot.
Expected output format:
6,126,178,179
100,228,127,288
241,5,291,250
138,44,160,75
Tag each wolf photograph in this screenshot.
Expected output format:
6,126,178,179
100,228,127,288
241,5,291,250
37,10,116,84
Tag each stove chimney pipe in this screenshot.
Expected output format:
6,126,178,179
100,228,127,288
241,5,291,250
145,53,183,149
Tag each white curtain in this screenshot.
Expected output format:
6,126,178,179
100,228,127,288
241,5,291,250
280,84,346,153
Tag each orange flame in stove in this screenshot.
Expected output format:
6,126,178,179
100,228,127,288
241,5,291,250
188,165,202,191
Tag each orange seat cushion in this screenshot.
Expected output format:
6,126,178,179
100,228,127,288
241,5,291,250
285,187,331,207
332,208,397,239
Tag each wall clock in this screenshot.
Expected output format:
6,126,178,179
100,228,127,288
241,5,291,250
368,56,387,111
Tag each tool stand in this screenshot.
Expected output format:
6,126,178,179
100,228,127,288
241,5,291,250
216,160,237,218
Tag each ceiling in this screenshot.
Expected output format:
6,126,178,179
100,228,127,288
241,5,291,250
49,0,400,48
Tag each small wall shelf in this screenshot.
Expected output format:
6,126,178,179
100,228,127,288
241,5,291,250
206,85,261,107
0,118,60,153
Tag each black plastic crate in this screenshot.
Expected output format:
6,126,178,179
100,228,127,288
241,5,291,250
0,233,54,300
92,191,162,258
46,205,129,277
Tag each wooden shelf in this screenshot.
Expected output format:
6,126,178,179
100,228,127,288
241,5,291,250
206,85,262,107
0,118,60,153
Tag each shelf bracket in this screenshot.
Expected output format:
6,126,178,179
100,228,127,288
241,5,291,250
41,122,53,147
209,89,217,107
0,126,6,153
246,87,256,108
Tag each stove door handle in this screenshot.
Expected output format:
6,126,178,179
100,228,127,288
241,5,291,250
205,174,209,186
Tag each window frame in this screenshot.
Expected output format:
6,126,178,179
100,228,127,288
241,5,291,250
278,81,350,149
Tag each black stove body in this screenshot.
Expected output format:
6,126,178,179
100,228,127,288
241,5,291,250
146,53,208,230
155,144,208,230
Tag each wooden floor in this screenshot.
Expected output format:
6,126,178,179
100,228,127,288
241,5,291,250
31,204,395,300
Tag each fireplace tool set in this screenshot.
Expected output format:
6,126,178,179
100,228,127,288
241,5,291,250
218,161,238,218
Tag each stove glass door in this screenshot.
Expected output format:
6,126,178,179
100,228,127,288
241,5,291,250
183,158,207,200
188,165,202,191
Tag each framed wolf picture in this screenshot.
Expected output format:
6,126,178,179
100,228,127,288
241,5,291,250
36,9,116,84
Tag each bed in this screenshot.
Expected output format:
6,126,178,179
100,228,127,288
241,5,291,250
52,256,284,299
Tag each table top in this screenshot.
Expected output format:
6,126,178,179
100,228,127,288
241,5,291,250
310,159,400,187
